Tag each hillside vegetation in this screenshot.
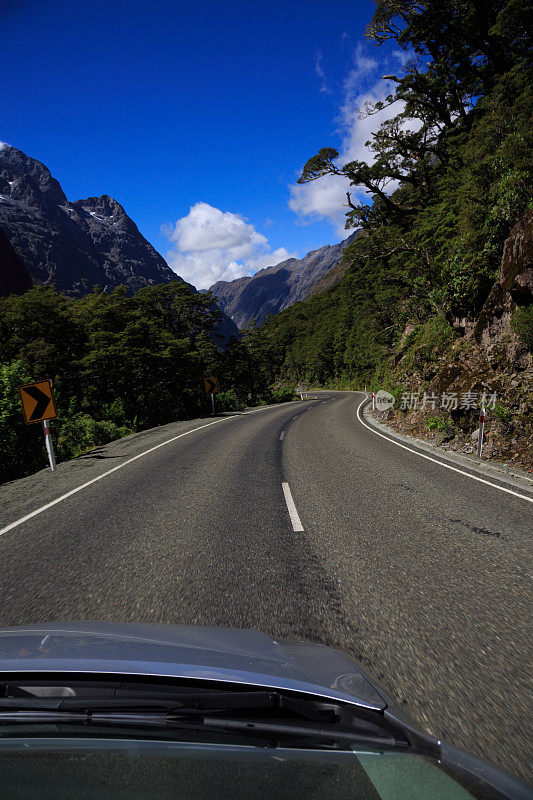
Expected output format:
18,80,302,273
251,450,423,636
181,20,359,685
245,0,533,465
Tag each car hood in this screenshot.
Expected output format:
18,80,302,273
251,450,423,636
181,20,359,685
0,622,386,711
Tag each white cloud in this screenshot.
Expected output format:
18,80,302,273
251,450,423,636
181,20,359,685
342,43,378,96
289,45,407,235
246,247,295,272
314,51,331,94
289,174,350,235
163,202,296,289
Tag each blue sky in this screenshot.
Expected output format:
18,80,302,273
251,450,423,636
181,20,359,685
2,0,400,288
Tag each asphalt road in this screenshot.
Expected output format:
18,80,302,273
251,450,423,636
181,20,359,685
0,392,531,780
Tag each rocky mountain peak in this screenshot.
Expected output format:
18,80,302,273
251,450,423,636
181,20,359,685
70,194,136,234
0,144,179,294
0,143,67,210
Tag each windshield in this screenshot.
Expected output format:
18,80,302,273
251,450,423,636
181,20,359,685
0,0,532,796
0,744,481,800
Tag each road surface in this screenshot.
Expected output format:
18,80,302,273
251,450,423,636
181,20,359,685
0,391,531,780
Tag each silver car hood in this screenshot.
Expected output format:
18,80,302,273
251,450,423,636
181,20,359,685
0,622,386,711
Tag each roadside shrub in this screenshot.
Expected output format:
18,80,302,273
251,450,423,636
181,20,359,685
400,315,455,371
426,416,450,432
100,397,129,426
269,386,297,403
214,389,240,412
422,315,455,353
57,413,132,459
0,361,51,483
492,402,512,423
364,380,402,400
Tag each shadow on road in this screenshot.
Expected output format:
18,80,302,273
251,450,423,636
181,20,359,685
77,448,122,461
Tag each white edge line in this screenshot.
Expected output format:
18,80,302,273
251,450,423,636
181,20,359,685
282,482,304,531
279,430,285,441
356,395,533,504
0,402,295,538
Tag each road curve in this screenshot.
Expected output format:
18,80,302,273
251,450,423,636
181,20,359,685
0,391,531,780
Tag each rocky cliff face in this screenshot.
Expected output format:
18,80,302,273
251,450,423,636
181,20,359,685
0,224,33,297
210,231,360,328
0,144,180,295
374,211,533,469
474,210,533,371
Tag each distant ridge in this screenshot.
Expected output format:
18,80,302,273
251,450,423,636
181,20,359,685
209,230,361,328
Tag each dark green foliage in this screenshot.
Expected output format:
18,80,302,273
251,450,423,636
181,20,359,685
68,282,221,427
219,321,283,405
435,67,533,312
0,283,222,482
0,360,45,482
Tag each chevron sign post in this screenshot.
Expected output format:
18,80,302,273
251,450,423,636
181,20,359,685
18,379,58,472
204,377,218,415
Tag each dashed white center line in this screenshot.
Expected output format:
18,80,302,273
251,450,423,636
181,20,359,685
279,430,285,441
282,482,304,531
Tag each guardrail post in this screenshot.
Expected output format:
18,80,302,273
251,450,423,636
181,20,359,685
42,419,57,472
477,406,485,457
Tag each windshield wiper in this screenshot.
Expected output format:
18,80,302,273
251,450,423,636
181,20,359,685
0,685,407,748
0,708,405,748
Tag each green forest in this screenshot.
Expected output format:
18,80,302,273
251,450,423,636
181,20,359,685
1,0,532,482
0,284,293,483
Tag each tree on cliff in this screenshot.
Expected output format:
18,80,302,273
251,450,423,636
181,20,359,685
297,0,532,232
